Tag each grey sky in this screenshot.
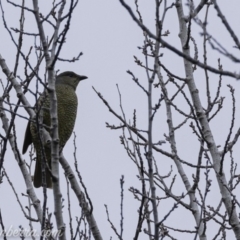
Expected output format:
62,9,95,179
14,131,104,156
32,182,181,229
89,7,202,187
0,1,240,239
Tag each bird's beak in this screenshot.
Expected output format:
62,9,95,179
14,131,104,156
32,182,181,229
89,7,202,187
79,76,88,81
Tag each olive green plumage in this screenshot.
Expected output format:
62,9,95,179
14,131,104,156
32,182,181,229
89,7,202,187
22,71,87,188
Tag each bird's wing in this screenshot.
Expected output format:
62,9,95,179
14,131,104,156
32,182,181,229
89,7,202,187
22,91,49,154
22,120,32,154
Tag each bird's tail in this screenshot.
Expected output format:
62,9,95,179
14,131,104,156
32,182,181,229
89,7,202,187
34,151,52,188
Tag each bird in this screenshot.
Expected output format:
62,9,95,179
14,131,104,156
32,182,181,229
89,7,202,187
22,71,87,188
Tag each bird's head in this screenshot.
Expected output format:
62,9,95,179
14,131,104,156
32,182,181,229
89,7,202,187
56,71,87,90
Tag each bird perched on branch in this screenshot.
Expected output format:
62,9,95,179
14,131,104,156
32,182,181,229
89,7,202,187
22,71,87,188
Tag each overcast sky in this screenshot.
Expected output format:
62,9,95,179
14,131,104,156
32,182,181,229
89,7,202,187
0,1,240,239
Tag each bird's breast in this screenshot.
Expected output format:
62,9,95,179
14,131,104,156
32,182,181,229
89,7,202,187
56,85,78,147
